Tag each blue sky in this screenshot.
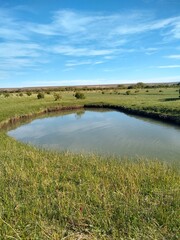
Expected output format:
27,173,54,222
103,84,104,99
0,0,180,88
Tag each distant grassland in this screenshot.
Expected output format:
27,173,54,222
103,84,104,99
0,87,180,125
0,88,180,239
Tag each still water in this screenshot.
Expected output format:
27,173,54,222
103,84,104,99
8,109,180,162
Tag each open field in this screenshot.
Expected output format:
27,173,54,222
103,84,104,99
0,87,180,125
0,88,180,239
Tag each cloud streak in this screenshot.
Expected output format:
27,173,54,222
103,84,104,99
166,54,180,59
0,42,42,58
50,45,117,57
157,65,180,69
65,60,104,67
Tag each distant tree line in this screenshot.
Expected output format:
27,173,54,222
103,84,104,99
0,82,180,94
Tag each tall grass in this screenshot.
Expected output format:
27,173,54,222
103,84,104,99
0,89,180,239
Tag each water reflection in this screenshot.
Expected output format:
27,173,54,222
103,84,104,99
75,110,85,119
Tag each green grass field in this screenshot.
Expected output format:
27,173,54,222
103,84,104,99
1,88,180,126
0,88,180,239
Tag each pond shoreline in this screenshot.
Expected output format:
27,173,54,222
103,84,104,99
8,107,180,163
0,105,84,129
85,103,180,126
0,103,180,129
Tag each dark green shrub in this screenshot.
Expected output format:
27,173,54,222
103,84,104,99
136,82,145,89
37,92,44,99
128,85,134,89
4,93,10,98
26,92,32,96
75,92,85,99
19,93,23,97
126,90,131,95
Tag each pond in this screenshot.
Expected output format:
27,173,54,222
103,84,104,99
8,109,180,163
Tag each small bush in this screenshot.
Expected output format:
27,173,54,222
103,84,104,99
37,92,44,99
126,90,131,95
4,93,10,98
128,85,133,89
75,92,85,99
54,93,62,101
26,92,32,96
19,93,23,97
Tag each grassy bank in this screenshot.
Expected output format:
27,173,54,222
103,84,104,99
0,87,180,127
0,89,180,239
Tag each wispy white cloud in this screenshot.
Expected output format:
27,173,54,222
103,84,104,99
94,61,104,65
0,8,29,40
166,54,180,59
0,30,46,72
103,68,121,72
0,27,28,41
111,15,180,38
25,9,180,47
157,65,180,69
65,60,92,67
143,47,159,55
0,42,42,58
0,58,41,70
1,8,180,59
50,45,116,57
65,60,104,67
169,20,180,39
104,56,115,60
